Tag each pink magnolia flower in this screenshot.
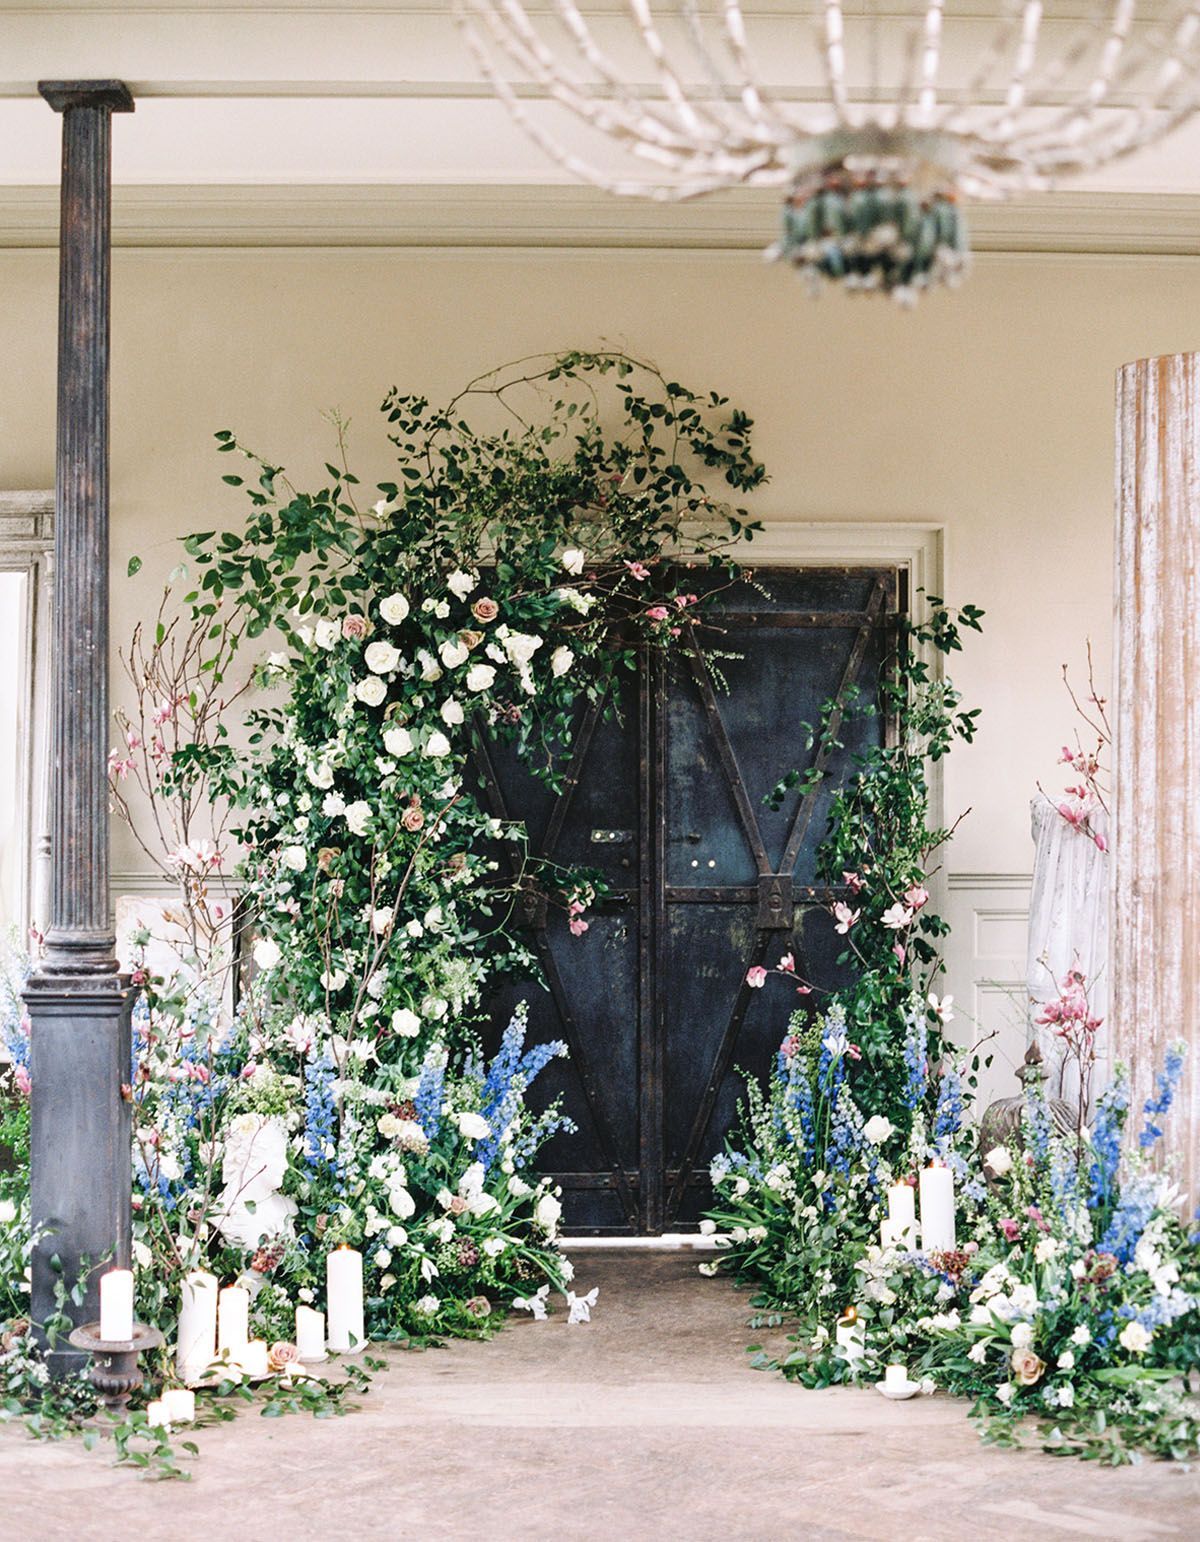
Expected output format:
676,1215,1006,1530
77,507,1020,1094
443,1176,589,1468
903,884,929,910
624,561,651,581
645,606,670,622
745,966,768,989
795,982,813,996
881,901,914,930
672,593,698,610
13,1065,30,1097
928,992,954,1025
893,943,906,967
568,916,589,937
777,952,795,974
842,871,865,894
832,903,860,934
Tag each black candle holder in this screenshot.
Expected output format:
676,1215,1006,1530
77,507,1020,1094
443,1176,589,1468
68,1321,164,1412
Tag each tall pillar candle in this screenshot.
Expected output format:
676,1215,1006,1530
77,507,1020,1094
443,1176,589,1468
918,1164,956,1253
99,1267,134,1341
176,1270,218,1385
326,1247,365,1353
217,1284,249,1363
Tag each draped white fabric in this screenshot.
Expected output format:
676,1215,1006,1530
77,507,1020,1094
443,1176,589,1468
1114,352,1200,1207
1026,793,1110,1110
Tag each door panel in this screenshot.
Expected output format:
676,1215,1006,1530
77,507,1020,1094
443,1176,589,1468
479,565,899,1234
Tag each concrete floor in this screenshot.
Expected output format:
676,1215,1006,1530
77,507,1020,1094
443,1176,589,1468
2,1248,1198,1541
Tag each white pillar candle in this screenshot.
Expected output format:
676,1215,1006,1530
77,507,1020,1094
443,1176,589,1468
884,1364,910,1392
99,1268,134,1342
241,1339,269,1380
886,1182,916,1229
217,1284,250,1361
295,1305,326,1362
160,1387,195,1424
326,1247,365,1353
145,1399,168,1426
835,1311,864,1362
176,1270,218,1386
918,1163,957,1254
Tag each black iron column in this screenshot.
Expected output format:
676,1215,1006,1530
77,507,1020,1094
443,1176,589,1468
25,81,135,1366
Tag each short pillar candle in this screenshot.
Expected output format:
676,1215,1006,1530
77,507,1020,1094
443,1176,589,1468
217,1284,250,1362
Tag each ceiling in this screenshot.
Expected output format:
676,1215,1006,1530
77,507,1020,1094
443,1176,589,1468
3,0,1200,251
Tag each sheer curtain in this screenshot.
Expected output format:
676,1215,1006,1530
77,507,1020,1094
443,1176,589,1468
1114,352,1200,1206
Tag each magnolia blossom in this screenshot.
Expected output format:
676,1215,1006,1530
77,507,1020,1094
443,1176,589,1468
561,548,585,575
344,800,372,836
928,992,955,1025
355,676,387,707
253,938,282,971
904,884,930,910
439,638,469,670
881,901,914,930
424,731,451,759
364,640,401,675
550,646,574,677
465,663,496,693
392,1008,421,1037
832,903,861,934
745,966,768,989
379,593,409,625
447,569,478,600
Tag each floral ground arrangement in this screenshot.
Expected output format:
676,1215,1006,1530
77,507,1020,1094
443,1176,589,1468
0,352,763,1475
705,637,1200,1466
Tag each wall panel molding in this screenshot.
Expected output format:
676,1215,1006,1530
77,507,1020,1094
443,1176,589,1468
3,183,1200,255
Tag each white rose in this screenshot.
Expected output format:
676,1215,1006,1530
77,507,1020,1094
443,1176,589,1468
561,548,585,575
343,800,372,836
379,593,410,625
321,968,347,992
698,1219,717,1236
550,646,574,678
503,631,543,666
365,640,401,675
382,725,413,757
454,1111,492,1141
307,763,335,789
997,1382,1015,1406
315,618,340,650
386,1226,408,1248
439,639,469,669
862,1114,894,1145
440,699,465,727
447,569,478,600
468,1191,499,1218
1057,1350,1075,1371
465,663,496,693
984,1145,1013,1177
371,907,394,935
417,650,442,683
280,845,307,872
0,1200,15,1226
388,1186,416,1220
355,676,387,707
534,1193,562,1232
392,1008,421,1037
1010,1321,1034,1349
424,731,451,759
1071,1324,1092,1345
406,919,424,938
321,792,346,816
1119,1320,1152,1355
252,937,282,971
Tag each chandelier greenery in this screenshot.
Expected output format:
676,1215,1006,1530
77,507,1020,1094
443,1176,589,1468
457,0,1200,302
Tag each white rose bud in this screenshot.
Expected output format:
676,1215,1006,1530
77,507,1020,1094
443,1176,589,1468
550,646,574,677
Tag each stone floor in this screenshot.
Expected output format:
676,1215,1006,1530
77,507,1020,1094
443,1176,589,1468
2,1247,1198,1540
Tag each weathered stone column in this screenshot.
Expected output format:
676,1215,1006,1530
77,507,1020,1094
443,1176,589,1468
24,81,135,1363
1114,352,1200,1204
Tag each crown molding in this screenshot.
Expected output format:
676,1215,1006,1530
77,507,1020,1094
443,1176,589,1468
1,182,1199,255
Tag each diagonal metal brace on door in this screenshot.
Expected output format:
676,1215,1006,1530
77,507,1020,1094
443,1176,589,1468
756,875,794,930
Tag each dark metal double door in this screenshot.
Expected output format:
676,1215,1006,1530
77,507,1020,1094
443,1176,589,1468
478,567,899,1234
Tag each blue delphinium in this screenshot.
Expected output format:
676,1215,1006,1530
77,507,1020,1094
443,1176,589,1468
1139,1041,1187,1150
933,1066,964,1149
826,1084,865,1178
902,1004,928,1111
1099,1171,1158,1265
783,1052,817,1163
303,1050,339,1178
1087,1068,1128,1210
474,1005,567,1172
414,1055,446,1139
1023,1085,1053,1164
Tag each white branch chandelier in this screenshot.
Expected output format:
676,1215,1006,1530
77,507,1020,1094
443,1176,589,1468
456,0,1200,300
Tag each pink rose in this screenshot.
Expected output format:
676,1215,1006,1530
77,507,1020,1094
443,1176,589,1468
1011,1347,1045,1386
471,597,500,624
342,615,369,640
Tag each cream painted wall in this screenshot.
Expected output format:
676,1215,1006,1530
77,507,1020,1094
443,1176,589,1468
0,244,1192,1075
